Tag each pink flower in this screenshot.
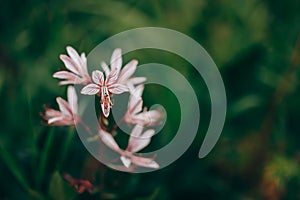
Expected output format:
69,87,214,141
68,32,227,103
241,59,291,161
100,48,146,93
80,70,128,118
53,46,91,85
124,85,164,126
42,86,79,126
98,125,159,169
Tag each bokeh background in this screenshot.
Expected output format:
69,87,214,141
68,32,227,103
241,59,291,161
1,0,300,199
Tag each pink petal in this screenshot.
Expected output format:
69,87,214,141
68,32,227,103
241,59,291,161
128,127,155,153
105,69,119,86
120,156,131,168
45,108,61,118
130,155,159,169
118,60,138,84
53,71,78,81
66,46,84,73
92,70,104,85
81,84,100,95
48,116,64,124
101,62,110,77
108,84,128,94
128,77,147,85
110,48,122,73
60,55,80,75
56,97,72,116
98,129,121,153
67,86,78,114
80,53,88,74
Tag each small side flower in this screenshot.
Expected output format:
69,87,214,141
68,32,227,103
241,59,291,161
42,86,79,126
124,85,164,126
53,46,91,85
98,125,159,169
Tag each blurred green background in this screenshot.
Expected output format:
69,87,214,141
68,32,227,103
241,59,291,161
1,0,300,199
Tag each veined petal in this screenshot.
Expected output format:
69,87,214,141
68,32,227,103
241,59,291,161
108,84,128,94
118,60,138,84
105,69,119,86
99,129,121,153
120,156,131,168
56,97,72,116
101,62,110,77
110,48,122,73
81,84,100,95
92,70,104,85
66,46,84,72
60,55,80,75
130,155,159,169
67,86,78,114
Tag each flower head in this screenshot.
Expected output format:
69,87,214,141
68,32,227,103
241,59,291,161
42,86,79,126
81,70,128,117
80,48,142,117
53,46,91,85
98,125,159,169
124,85,164,126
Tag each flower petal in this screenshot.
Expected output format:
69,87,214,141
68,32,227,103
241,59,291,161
130,155,159,169
128,126,155,153
66,46,84,73
59,55,80,75
48,116,64,124
67,86,78,114
53,71,77,80
118,60,138,84
98,129,121,153
128,77,147,85
105,69,119,86
108,84,128,94
92,70,104,85
120,156,131,168
101,61,110,77
81,84,100,95
110,48,122,73
56,97,72,116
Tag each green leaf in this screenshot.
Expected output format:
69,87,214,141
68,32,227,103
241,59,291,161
36,127,56,188
0,145,30,191
48,171,76,200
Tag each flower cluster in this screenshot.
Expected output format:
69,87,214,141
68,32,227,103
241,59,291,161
42,46,164,170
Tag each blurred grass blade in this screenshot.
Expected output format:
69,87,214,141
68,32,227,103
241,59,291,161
36,127,56,188
57,127,74,169
0,144,30,191
48,171,76,200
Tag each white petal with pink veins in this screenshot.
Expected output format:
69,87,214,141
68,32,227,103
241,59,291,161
66,46,84,71
81,84,100,95
92,70,104,85
59,55,80,75
118,60,138,83
110,48,122,73
108,84,129,94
